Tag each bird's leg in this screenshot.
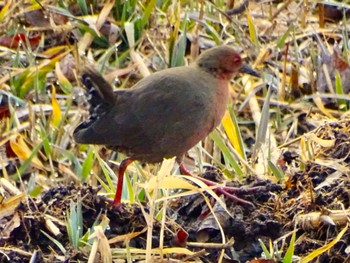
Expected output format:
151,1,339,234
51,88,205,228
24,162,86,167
113,158,134,206
179,162,193,176
178,162,254,207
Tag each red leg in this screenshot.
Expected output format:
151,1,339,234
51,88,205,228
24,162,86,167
178,161,255,207
112,158,134,206
179,162,193,176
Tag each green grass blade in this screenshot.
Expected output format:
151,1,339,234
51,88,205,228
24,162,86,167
268,160,284,181
66,199,83,249
11,140,44,181
77,0,88,15
282,230,296,263
335,71,346,109
81,147,94,181
258,239,272,259
210,129,243,178
276,25,293,49
140,0,157,29
254,87,272,155
41,231,67,254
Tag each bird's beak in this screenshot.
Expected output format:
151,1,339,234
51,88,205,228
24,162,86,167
239,64,260,78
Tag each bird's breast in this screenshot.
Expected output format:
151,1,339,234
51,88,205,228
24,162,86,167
210,80,230,127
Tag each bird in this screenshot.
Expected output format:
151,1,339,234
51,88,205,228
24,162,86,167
73,45,260,206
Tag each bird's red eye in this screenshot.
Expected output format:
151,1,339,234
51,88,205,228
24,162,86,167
232,55,242,64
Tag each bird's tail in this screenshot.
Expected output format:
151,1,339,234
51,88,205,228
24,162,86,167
81,66,115,116
73,67,116,143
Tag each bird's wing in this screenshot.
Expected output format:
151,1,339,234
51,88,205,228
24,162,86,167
127,68,215,155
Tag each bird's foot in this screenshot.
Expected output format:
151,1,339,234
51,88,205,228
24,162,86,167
193,175,257,207
179,163,257,207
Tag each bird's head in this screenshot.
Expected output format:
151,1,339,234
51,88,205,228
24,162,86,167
196,46,259,80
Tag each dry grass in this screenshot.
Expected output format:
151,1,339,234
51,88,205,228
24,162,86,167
0,0,350,262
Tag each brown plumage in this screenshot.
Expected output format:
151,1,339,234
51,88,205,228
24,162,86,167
74,46,259,205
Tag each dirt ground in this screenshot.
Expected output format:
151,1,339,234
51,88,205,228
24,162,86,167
1,119,350,262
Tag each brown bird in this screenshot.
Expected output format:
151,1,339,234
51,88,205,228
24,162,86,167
74,46,259,206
